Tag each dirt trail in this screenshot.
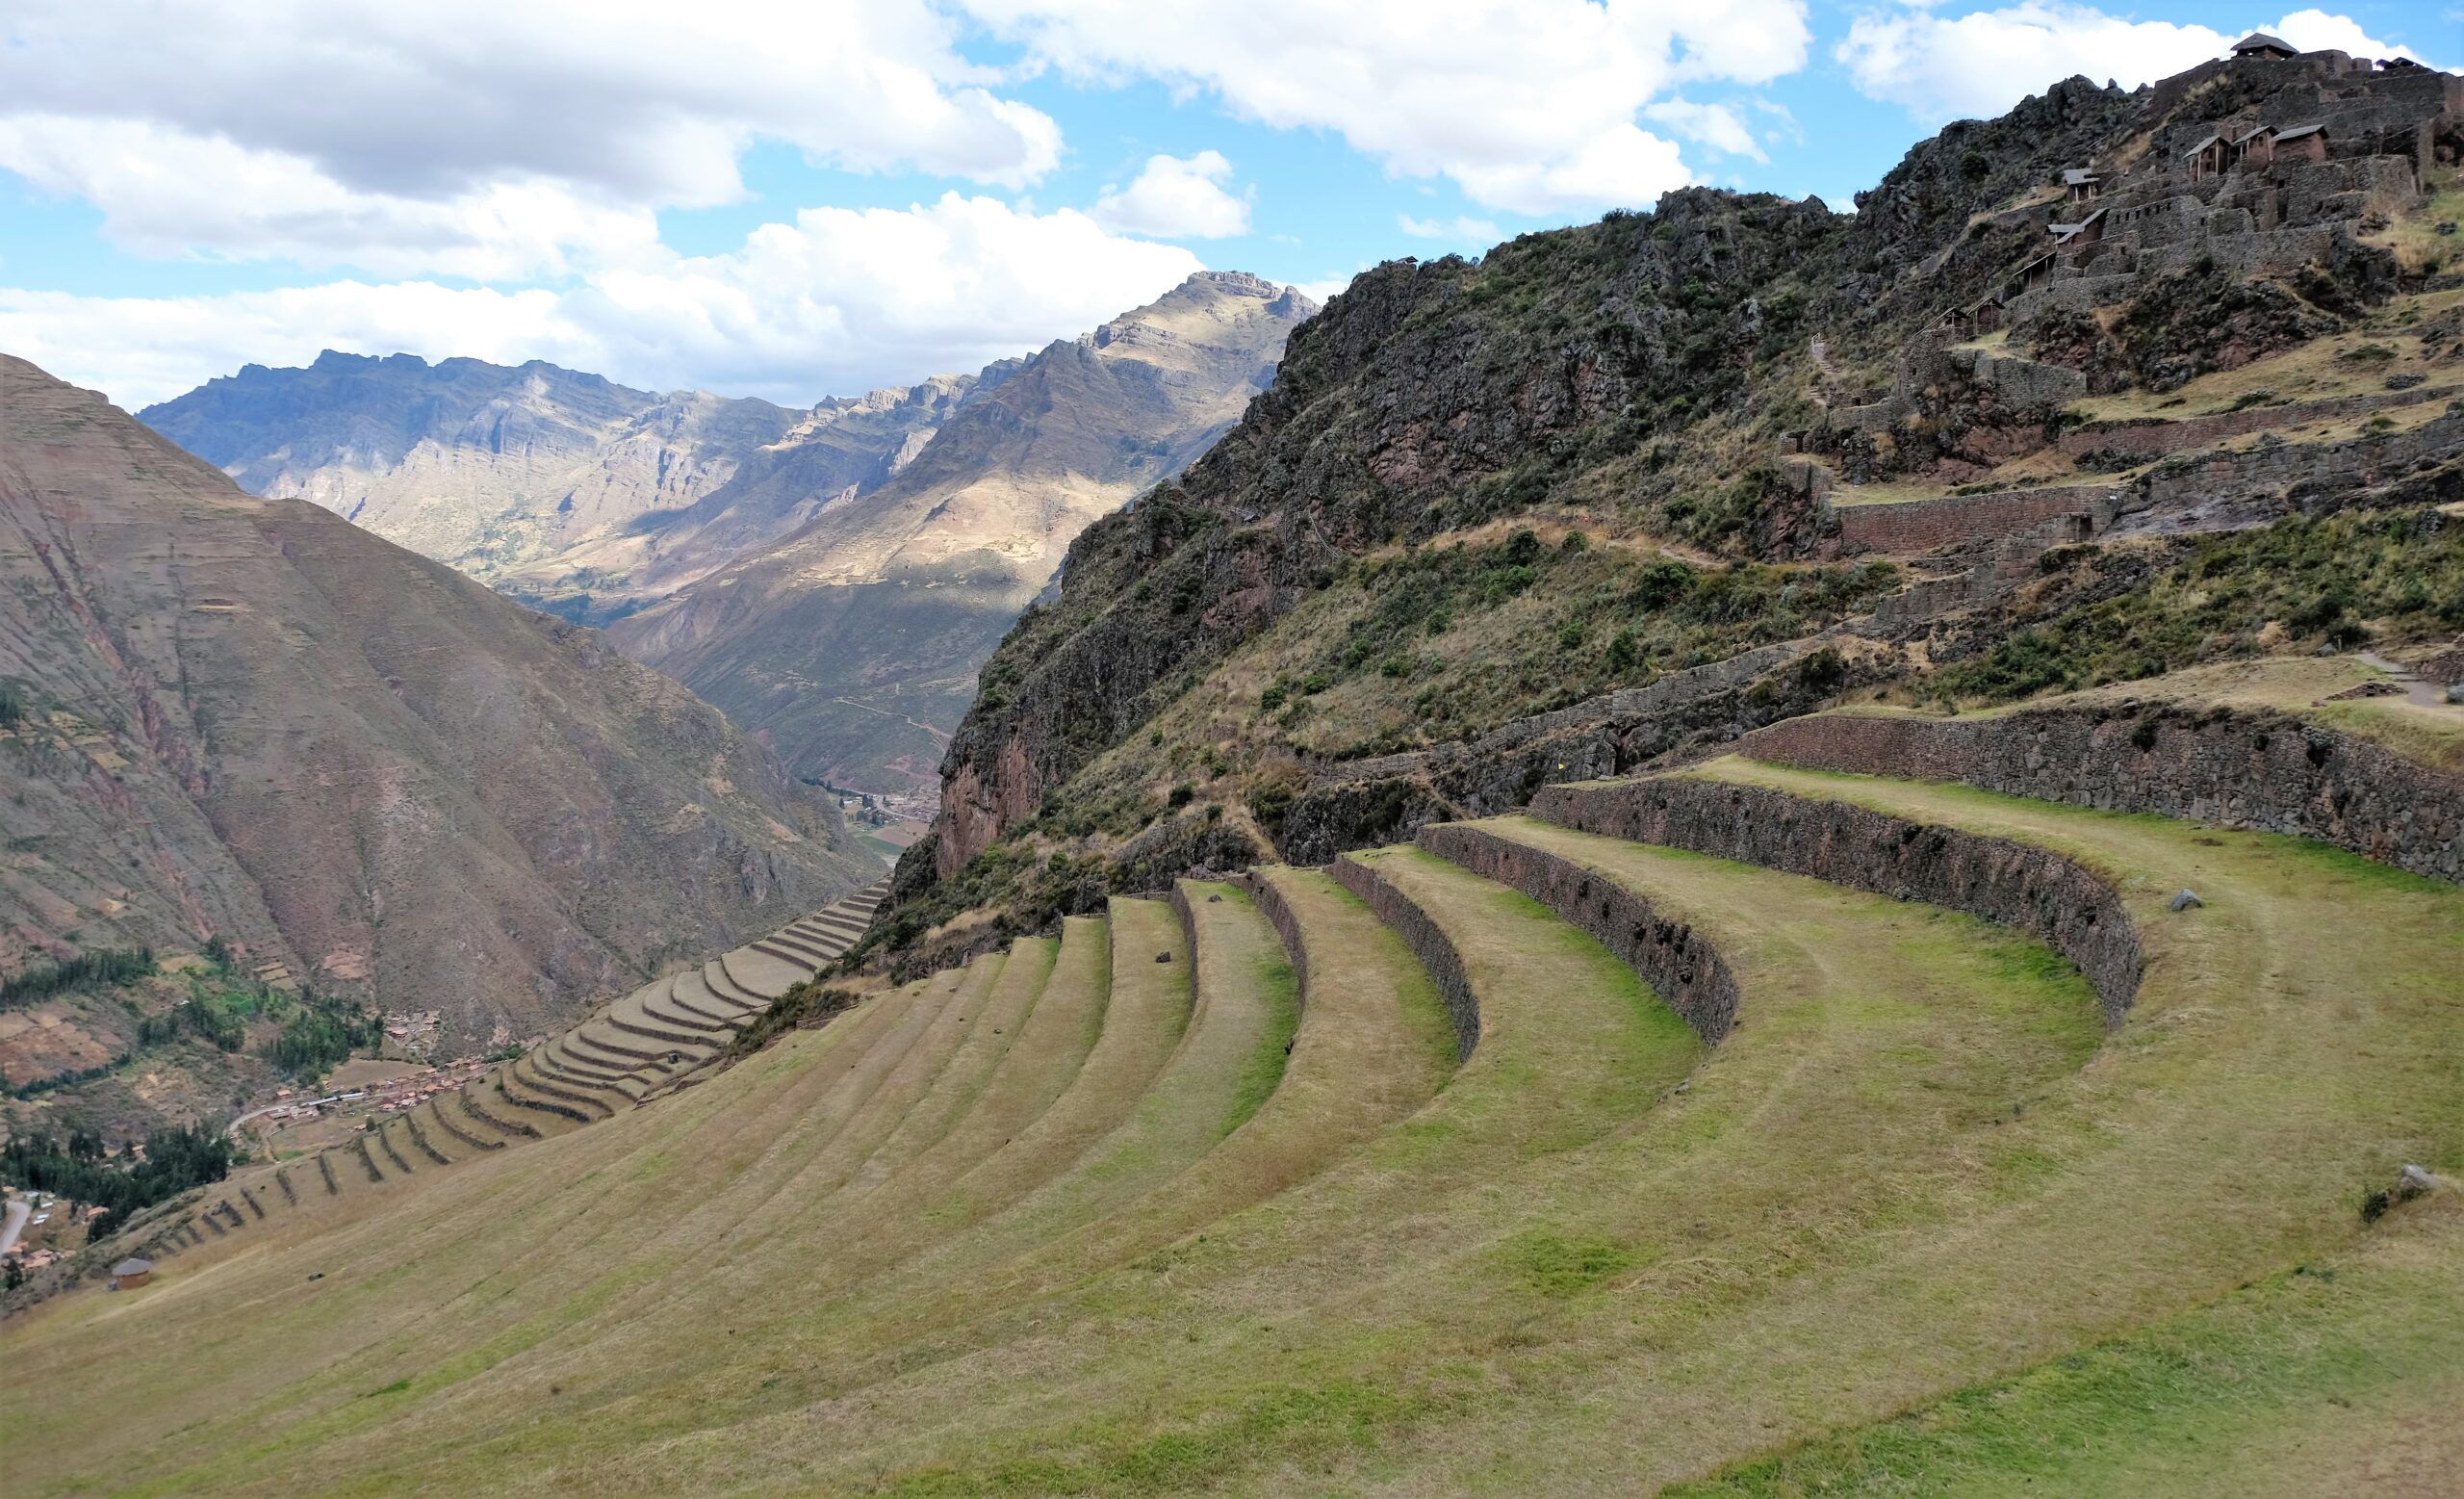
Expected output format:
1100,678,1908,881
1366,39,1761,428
2359,651,2463,711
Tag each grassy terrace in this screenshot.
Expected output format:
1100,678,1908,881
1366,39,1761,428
1,774,2455,1493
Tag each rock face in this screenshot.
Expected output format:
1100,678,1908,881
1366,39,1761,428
608,271,1317,796
1,355,873,1044
925,198,1862,876
140,351,981,627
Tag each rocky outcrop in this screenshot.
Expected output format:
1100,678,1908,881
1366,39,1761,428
1418,824,1739,1043
1531,775,2142,1025
2109,409,2464,535
1733,705,2464,882
932,195,1866,873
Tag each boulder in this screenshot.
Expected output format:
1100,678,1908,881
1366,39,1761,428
2169,888,2204,912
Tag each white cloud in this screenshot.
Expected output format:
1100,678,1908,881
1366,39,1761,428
1644,99,1768,163
0,116,663,281
0,195,1204,410
960,0,1813,215
1397,214,1503,245
1837,5,2428,124
0,0,1063,274
2268,7,2432,62
1092,151,1253,238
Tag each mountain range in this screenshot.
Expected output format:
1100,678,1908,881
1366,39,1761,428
141,271,1317,798
140,351,993,630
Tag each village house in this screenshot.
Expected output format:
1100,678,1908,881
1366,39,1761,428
110,1257,152,1290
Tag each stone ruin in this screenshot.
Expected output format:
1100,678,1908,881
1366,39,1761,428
1971,45,2458,333
1756,42,2464,612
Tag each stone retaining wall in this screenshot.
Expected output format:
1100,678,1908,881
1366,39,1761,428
1280,635,1873,865
1734,706,2464,883
1834,486,2110,556
1529,776,2143,1025
1417,823,1738,1044
2111,410,2464,535
2060,387,2442,462
1329,855,1479,1061
1167,881,1208,1021
1237,871,1311,1015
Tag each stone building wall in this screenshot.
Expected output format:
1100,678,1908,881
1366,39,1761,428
1418,822,1740,1043
1732,705,2464,882
1528,774,2144,1024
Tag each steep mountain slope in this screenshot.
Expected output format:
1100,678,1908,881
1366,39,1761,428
607,271,1317,797
140,351,981,625
0,354,874,1050
890,52,2463,950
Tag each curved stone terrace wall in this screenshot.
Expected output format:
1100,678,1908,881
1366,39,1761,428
1418,823,1739,1044
1529,775,2143,1026
1734,705,2464,884
1328,855,1480,1061
1237,871,1311,1015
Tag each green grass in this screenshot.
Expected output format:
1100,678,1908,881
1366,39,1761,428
1672,1201,2464,1498
1207,885,1301,1138
4,788,2456,1496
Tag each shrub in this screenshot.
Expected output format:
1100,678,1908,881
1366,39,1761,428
721,981,860,1061
1605,628,1640,674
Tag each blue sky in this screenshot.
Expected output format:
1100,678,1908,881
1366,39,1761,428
1,2,2453,409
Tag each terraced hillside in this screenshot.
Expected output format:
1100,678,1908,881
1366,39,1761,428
92,880,887,1273
4,703,2454,1495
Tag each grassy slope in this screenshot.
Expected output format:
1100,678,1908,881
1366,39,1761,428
2,788,2456,1493
1673,1196,2464,1498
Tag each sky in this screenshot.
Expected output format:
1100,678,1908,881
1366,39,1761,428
0,2,2452,411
